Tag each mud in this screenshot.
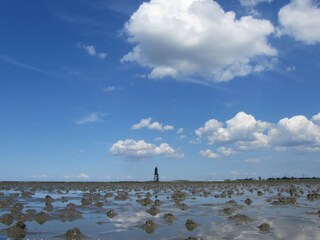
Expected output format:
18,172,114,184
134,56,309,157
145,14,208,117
229,214,251,223
272,196,297,205
0,213,13,225
244,198,252,205
307,192,319,200
142,219,156,234
147,206,159,216
164,213,175,223
258,223,271,232
65,227,83,240
11,203,23,216
177,203,188,210
106,210,117,218
6,221,26,240
136,197,152,206
0,180,319,239
34,211,49,225
185,219,197,231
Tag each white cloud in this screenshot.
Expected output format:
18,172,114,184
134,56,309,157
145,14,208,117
131,117,174,131
199,147,237,160
109,139,183,159
70,149,85,155
199,149,219,159
278,0,320,44
30,174,48,179
177,128,184,134
75,112,104,125
244,158,261,163
177,128,187,139
178,134,187,139
122,0,276,83
77,43,107,59
196,119,223,138
196,111,320,153
239,0,273,7
154,137,163,142
231,170,239,176
218,147,238,156
196,112,271,149
312,113,320,125
77,173,90,179
269,115,320,152
64,173,90,180
102,86,122,92
0,55,58,76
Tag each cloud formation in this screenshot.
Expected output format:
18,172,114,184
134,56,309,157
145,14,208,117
132,118,174,131
0,55,58,76
30,174,48,179
122,0,276,82
199,146,238,159
102,86,122,92
199,149,219,159
75,112,104,125
239,0,273,7
64,173,90,180
278,0,320,44
78,43,107,59
312,113,320,125
109,139,183,159
196,112,320,153
196,112,271,150
269,115,320,152
244,158,261,163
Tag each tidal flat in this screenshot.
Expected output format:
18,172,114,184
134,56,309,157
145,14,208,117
0,180,319,239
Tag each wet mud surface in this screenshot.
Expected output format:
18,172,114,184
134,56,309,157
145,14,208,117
0,180,319,239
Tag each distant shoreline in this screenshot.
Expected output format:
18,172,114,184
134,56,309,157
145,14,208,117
1,177,320,185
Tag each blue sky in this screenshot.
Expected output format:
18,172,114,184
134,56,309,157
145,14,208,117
0,0,320,181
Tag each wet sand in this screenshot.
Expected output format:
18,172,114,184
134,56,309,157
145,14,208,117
0,180,319,239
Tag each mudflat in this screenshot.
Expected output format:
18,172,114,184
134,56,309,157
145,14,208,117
0,180,319,239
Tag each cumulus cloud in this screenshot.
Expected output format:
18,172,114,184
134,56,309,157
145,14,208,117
196,119,223,138
75,112,104,125
239,0,273,7
199,149,219,159
278,0,320,44
196,111,320,153
196,112,271,149
122,0,276,83
218,147,238,156
131,118,174,131
109,139,183,159
269,115,320,152
200,146,238,159
78,43,107,59
312,113,320,125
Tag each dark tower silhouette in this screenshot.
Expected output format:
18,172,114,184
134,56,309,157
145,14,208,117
154,167,159,182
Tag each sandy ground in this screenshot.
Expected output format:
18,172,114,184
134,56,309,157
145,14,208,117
0,180,319,239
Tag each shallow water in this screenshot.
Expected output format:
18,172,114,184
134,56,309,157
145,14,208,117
0,181,319,239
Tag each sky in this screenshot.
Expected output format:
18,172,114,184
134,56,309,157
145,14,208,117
0,0,320,181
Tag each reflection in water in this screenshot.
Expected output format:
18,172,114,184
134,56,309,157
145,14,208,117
0,181,319,239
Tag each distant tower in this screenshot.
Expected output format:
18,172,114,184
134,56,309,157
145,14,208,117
154,167,159,182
